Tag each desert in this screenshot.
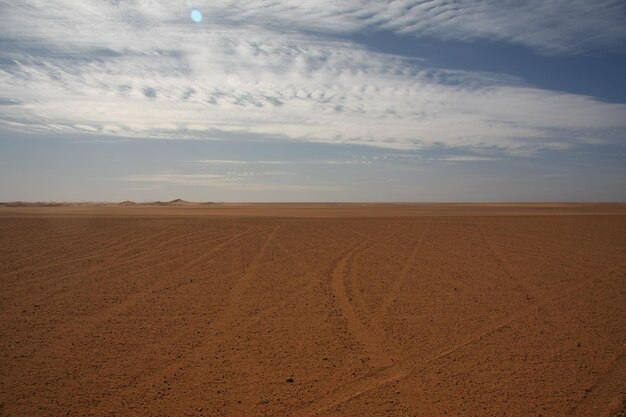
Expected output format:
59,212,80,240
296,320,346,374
0,203,625,417
3,0,626,415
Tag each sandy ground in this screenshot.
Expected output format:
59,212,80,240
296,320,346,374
0,204,625,416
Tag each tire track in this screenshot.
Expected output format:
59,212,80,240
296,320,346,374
82,225,267,326
3,227,168,278
0,224,133,263
299,305,539,417
116,224,282,401
9,225,268,411
302,221,541,416
488,221,612,271
0,226,137,266
331,232,397,366
426,257,626,368
152,226,261,275
370,222,430,330
296,231,406,417
20,224,263,361
297,365,407,417
274,239,292,257
474,221,541,299
324,259,626,412
312,223,442,417
0,226,118,249
217,226,368,336
212,223,282,330
198,226,399,359
298,222,626,417
7,226,249,293
344,230,403,322
568,348,626,417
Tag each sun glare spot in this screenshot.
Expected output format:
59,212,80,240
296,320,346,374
191,9,202,23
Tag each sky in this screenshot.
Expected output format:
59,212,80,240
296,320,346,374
0,0,625,202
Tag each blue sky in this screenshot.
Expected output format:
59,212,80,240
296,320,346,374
0,0,625,201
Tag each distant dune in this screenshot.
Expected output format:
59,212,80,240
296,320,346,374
118,200,137,206
156,199,195,206
143,199,199,206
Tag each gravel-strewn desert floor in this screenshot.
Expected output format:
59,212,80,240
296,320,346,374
0,204,625,417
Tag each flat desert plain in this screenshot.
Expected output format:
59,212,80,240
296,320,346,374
0,203,625,417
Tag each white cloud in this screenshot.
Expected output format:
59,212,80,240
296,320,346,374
5,0,616,54
0,0,625,154
432,156,497,162
122,172,340,191
124,174,226,186
189,159,375,165
194,160,250,165
187,0,626,54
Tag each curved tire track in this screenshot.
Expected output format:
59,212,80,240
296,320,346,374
371,222,430,331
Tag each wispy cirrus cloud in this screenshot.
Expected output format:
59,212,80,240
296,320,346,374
2,1,625,54
192,160,251,165
122,172,340,191
188,158,375,166
0,0,625,155
185,0,626,54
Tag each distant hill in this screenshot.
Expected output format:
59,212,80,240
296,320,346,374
146,199,196,206
168,199,190,205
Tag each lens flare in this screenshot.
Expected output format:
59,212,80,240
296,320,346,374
191,9,202,23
